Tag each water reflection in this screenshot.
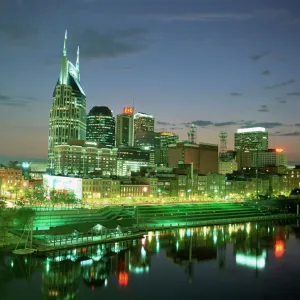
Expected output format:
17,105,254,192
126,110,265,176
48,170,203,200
0,222,294,299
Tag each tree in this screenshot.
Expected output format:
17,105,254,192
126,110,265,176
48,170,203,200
49,189,79,207
0,202,15,242
14,208,35,229
32,184,46,205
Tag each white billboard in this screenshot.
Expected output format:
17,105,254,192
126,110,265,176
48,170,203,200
43,175,82,200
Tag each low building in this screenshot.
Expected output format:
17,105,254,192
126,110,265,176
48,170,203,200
82,178,120,201
0,168,27,198
219,160,238,175
134,177,158,198
120,184,151,198
196,174,226,198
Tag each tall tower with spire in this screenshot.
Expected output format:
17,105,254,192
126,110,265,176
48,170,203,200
47,31,87,172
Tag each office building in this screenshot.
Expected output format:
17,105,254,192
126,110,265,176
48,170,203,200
168,141,219,174
116,107,134,147
86,106,115,148
134,112,154,132
253,148,287,168
134,131,158,151
48,31,86,172
234,127,268,152
155,131,179,166
54,140,117,176
117,147,151,176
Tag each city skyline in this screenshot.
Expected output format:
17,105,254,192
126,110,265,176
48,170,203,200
0,0,300,162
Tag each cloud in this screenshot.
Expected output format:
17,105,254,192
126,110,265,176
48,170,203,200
152,13,254,22
241,122,283,129
279,99,287,104
156,121,175,126
229,92,243,97
257,105,269,112
0,22,38,45
287,92,300,96
214,121,239,127
78,28,146,60
190,120,213,127
261,70,271,76
169,127,183,130
250,52,270,61
104,66,134,71
265,79,296,89
0,94,38,107
273,132,300,137
0,94,11,102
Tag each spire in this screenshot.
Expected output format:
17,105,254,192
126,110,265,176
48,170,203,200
76,46,80,69
60,30,68,84
76,46,80,81
63,30,67,57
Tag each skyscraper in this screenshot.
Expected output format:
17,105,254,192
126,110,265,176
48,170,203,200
134,112,155,133
116,107,134,147
234,127,268,151
48,31,86,172
86,106,115,148
155,131,178,166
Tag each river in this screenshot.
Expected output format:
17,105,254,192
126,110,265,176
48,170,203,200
1,221,300,299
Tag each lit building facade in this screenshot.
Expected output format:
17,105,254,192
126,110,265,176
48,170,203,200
155,131,178,166
134,131,158,151
237,149,287,169
120,184,151,198
196,174,226,198
54,140,117,176
252,149,287,168
82,178,120,200
117,147,151,177
86,106,115,148
116,107,134,147
0,168,27,198
219,160,238,175
234,127,268,152
48,31,86,172
134,112,155,133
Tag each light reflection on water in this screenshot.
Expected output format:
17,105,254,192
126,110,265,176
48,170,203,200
2,221,300,300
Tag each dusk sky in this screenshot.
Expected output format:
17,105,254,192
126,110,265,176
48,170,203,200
0,0,300,163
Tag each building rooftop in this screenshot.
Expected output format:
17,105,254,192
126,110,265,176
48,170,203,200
88,106,113,117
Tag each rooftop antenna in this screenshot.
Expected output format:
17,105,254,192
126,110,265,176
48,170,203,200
219,131,228,161
188,124,197,144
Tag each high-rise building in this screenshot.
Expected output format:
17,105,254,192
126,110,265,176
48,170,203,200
86,106,115,148
155,131,178,166
116,107,134,147
234,127,268,152
134,131,158,151
134,112,155,149
134,112,154,133
48,31,86,172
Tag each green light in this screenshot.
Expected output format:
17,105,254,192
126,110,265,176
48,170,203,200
46,262,50,272
156,241,160,253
